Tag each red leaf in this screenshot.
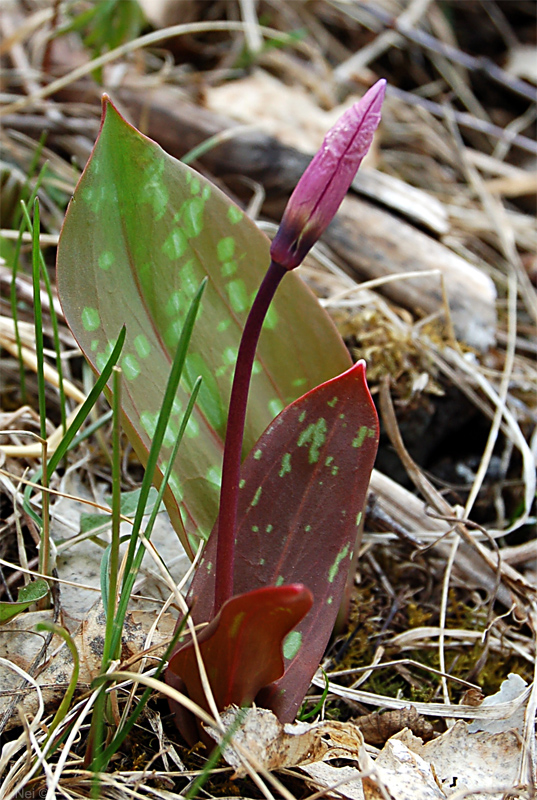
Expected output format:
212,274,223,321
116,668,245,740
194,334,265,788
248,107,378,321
185,360,379,721
167,584,312,744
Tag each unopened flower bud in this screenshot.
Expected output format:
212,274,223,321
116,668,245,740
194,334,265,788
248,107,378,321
270,79,386,270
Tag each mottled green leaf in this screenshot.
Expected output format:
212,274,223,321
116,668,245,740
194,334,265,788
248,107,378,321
185,361,379,721
57,98,350,556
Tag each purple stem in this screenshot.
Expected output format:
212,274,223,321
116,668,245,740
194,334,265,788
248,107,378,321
214,259,287,613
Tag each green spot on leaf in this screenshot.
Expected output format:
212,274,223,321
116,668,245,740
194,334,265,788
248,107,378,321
186,417,199,438
254,449,262,460
239,479,246,489
327,396,338,407
164,319,183,349
279,452,292,477
223,346,238,365
141,411,158,438
352,425,374,448
251,486,262,507
221,260,238,277
141,157,168,220
163,419,178,447
262,305,279,331
328,544,350,583
122,353,140,380
180,260,199,297
266,524,273,533
356,511,363,527
184,352,226,432
217,236,235,261
283,630,302,660
182,196,205,237
98,250,114,270
81,306,100,332
168,472,183,502
268,398,284,417
227,205,243,224
297,418,327,464
275,576,284,587
166,291,186,317
206,466,222,487
162,228,188,260
134,334,151,358
226,279,249,314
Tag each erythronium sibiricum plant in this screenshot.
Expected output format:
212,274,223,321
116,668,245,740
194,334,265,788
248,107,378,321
56,79,385,744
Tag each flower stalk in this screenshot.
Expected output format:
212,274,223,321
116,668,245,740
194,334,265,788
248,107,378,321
213,79,386,612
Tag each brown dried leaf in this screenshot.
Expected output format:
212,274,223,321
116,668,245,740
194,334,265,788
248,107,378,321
0,602,175,730
205,705,365,777
353,707,434,746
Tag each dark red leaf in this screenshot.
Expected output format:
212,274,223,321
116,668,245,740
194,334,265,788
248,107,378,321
185,360,379,721
167,584,312,744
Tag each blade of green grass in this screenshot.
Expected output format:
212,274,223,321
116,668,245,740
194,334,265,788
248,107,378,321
29,198,46,442
108,278,207,659
10,163,49,403
23,330,126,527
89,366,124,776
20,196,67,434
95,612,190,771
36,621,80,741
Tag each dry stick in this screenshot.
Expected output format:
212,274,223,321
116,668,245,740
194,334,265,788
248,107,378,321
385,85,537,156
448,107,537,327
238,0,263,54
435,115,521,706
378,380,535,605
334,0,433,80
347,1,537,103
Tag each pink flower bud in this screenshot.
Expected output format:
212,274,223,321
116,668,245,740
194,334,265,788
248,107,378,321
270,79,386,270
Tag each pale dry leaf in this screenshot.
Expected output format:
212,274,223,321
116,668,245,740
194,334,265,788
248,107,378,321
362,737,445,800
468,672,527,734
0,601,175,730
52,474,190,627
302,734,445,800
206,705,365,777
0,609,62,723
301,762,366,800
397,722,526,799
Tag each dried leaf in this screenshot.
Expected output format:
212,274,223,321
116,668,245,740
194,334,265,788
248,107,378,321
353,707,434,746
205,705,365,777
0,602,175,730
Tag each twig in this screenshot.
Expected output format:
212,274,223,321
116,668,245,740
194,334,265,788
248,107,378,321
348,2,537,103
386,85,537,155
